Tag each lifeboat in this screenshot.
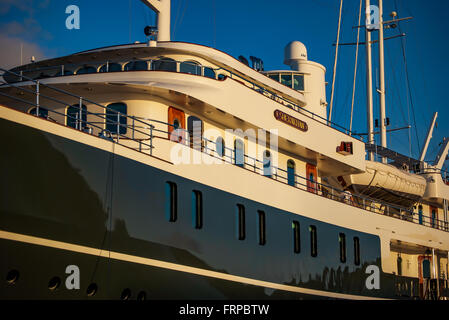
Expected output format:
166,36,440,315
339,160,427,208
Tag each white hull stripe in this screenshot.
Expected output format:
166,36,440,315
0,230,388,300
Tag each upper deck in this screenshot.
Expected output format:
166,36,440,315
2,41,366,175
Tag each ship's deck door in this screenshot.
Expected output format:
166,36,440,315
418,255,432,299
306,163,317,193
168,106,185,142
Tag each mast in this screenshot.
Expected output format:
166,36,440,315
419,112,438,162
365,0,374,161
140,0,171,41
378,0,387,163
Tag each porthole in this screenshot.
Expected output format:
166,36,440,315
121,288,131,300
137,291,147,301
87,283,98,297
6,270,19,285
48,276,61,291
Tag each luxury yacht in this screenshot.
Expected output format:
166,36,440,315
0,0,448,300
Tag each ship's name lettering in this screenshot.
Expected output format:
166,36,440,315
274,109,308,132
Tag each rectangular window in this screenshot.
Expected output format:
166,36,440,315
292,221,300,254
258,210,266,246
293,74,305,91
268,74,279,82
192,190,203,229
354,237,360,266
280,74,292,88
339,233,346,263
165,182,177,222
236,204,245,240
309,225,317,257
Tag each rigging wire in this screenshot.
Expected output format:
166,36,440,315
89,141,116,294
328,0,343,123
178,0,189,37
385,42,407,127
394,0,420,157
173,0,184,39
349,0,363,134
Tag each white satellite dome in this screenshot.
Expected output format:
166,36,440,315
284,41,308,66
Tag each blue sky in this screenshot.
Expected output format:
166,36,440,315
0,0,447,169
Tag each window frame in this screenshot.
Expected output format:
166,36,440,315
216,136,225,158
192,190,203,229
263,150,272,177
165,181,177,222
106,102,127,135
292,221,300,254
354,237,360,266
180,60,202,75
339,233,347,263
309,225,317,257
287,160,296,186
236,204,245,240
258,210,266,246
234,138,245,168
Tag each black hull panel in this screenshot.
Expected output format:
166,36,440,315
0,118,418,299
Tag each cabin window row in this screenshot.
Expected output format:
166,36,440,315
28,102,128,135
292,221,360,264
167,107,319,191
165,182,361,264
27,58,217,80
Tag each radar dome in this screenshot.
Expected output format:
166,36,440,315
284,41,307,66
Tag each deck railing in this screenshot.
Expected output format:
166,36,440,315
1,57,356,137
0,67,447,233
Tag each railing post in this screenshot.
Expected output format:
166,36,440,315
36,80,40,117
132,117,135,140
79,97,83,130
150,125,153,156
116,112,120,143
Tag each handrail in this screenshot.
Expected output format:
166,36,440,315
1,56,358,138
0,67,447,233
0,67,155,155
